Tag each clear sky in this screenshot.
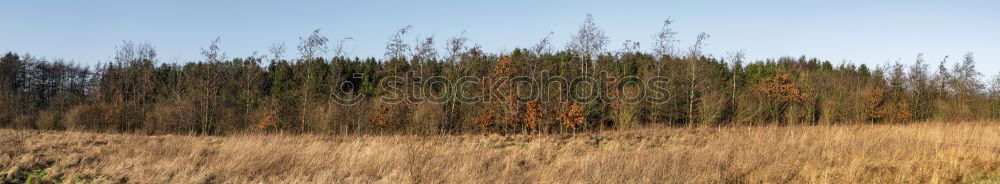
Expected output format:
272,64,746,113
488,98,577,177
2,0,998,75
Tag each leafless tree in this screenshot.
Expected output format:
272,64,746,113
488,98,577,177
412,35,437,63
567,13,609,72
910,53,929,89
445,31,471,64
114,41,157,67
688,33,709,126
412,35,437,78
934,55,951,95
385,25,413,61
727,50,745,103
200,37,226,63
951,52,982,101
619,40,640,54
298,29,329,61
195,37,227,133
107,41,157,131
532,32,555,55
652,18,679,58
889,61,906,92
242,54,264,125
907,53,933,119
989,73,1000,101
269,42,286,62
295,29,330,132
332,37,354,58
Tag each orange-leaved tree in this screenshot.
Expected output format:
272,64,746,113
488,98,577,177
752,71,807,124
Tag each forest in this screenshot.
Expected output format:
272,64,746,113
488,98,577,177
2,15,998,135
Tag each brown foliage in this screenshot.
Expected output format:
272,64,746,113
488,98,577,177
255,108,280,130
525,101,541,133
562,103,585,130
502,94,521,127
751,71,809,124
475,108,494,131
863,87,887,122
753,71,807,104
896,102,913,122
372,104,392,128
491,56,515,79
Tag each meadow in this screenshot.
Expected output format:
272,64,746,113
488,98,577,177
3,122,1000,183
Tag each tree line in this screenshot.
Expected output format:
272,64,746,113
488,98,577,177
2,15,999,135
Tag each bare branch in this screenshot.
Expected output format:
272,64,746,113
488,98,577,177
385,25,413,61
298,29,329,61
200,37,226,63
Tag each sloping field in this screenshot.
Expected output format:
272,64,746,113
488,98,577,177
3,123,1000,183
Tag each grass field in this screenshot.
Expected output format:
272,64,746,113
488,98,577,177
3,122,1000,183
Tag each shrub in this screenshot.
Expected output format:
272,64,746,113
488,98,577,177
371,101,411,133
64,104,100,131
525,101,541,133
145,100,199,134
410,102,444,135
301,103,335,133
34,111,60,130
862,87,886,123
254,107,280,131
13,115,34,129
611,102,638,129
562,103,585,131
751,71,808,124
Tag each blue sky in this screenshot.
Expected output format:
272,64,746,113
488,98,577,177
2,0,998,75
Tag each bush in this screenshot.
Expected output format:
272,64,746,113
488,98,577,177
370,101,412,133
253,106,280,132
13,115,34,129
34,111,60,130
300,103,342,133
64,104,101,131
145,100,199,134
410,102,444,135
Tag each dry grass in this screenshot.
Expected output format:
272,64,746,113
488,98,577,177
3,122,1000,183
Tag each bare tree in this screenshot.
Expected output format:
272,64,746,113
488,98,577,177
652,18,679,58
532,32,555,55
909,53,933,120
412,35,437,63
910,53,929,89
990,73,1000,101
298,29,329,61
385,25,413,61
567,13,609,72
445,31,472,64
933,55,952,97
194,37,226,133
0,52,25,95
269,42,286,62
108,41,157,132
242,54,264,125
332,37,353,58
727,50,745,103
951,52,982,101
412,35,437,78
619,40,640,54
687,33,710,126
200,37,226,63
114,41,157,67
